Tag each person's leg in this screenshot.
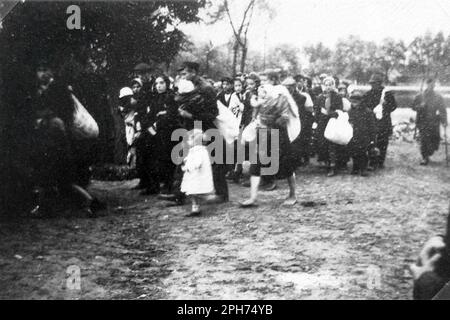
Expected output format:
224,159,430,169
328,143,338,177
351,154,359,174
420,129,432,165
212,163,229,202
186,195,201,217
161,164,186,205
283,173,297,206
207,137,229,202
133,135,149,189
241,161,261,207
377,133,389,168
241,175,261,207
302,132,311,165
141,137,161,195
360,153,369,176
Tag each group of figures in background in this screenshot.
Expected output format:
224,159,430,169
117,61,448,215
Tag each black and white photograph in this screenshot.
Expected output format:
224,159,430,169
1,0,450,302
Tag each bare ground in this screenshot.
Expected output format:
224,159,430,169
1,140,450,300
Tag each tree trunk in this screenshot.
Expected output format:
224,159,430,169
240,43,248,74
232,40,239,77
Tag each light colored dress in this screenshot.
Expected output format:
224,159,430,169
180,145,215,195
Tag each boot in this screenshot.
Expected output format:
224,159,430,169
327,166,336,177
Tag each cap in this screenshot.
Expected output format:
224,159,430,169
368,74,384,84
281,76,296,86
133,62,152,72
177,61,200,73
349,90,364,102
293,74,305,82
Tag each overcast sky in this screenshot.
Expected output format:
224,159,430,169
180,0,450,51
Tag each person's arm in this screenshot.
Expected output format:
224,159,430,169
342,98,352,112
438,95,448,127
384,91,397,114
302,92,314,112
275,95,290,127
189,90,218,124
411,94,422,111
369,111,378,143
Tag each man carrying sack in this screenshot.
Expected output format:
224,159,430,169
362,73,397,170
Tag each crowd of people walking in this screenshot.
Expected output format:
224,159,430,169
116,61,447,217
9,57,448,218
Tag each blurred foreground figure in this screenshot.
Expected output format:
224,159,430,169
27,63,99,217
411,206,450,299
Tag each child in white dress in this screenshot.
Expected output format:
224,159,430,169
180,129,215,216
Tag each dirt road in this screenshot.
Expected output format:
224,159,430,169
1,141,449,299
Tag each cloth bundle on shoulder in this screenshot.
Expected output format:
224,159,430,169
214,101,240,144
263,84,301,142
324,110,353,145
71,93,99,140
373,89,386,120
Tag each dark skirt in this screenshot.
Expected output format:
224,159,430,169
250,126,295,179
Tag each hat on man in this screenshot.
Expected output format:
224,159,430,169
133,62,152,72
349,90,364,102
119,87,134,99
293,74,304,82
281,76,297,87
368,73,384,84
177,61,200,73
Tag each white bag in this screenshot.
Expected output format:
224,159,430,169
373,89,386,120
241,120,257,143
324,110,353,145
214,101,239,144
71,94,99,140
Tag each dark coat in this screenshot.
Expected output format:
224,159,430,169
134,81,155,130
348,106,377,154
314,91,344,117
413,90,447,131
73,72,115,163
216,90,232,108
177,76,218,132
313,91,344,135
241,89,256,128
362,87,397,136
412,90,447,157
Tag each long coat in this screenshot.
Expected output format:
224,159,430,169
313,91,344,162
362,87,397,137
178,77,219,132
348,106,377,155
412,90,447,157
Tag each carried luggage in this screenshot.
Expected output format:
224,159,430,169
324,110,353,145
71,93,99,140
214,101,240,144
